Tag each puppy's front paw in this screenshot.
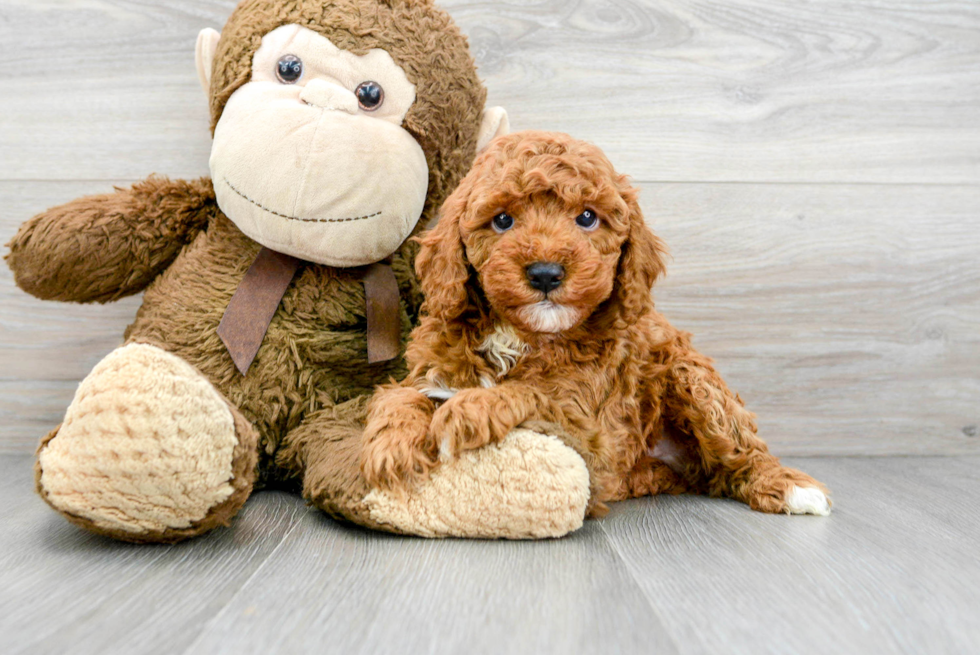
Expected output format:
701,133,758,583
361,421,438,492
429,388,510,461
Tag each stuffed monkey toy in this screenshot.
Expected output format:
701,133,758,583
5,0,591,543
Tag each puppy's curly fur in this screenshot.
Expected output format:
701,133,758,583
362,131,830,517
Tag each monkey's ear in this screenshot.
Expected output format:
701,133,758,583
195,28,222,95
477,107,510,153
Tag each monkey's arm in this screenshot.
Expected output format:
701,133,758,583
5,176,215,303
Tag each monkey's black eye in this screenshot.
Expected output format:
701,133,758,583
492,213,515,233
576,209,600,231
276,55,303,84
355,81,385,111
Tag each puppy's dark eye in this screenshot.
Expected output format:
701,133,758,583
276,55,303,84
356,81,385,111
576,209,600,231
492,213,515,233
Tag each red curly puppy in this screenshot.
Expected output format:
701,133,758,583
362,131,831,517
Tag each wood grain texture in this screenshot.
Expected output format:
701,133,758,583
2,454,979,655
0,0,223,181
0,456,307,655
0,0,978,183
649,183,980,455
183,515,677,655
447,0,980,184
600,456,980,655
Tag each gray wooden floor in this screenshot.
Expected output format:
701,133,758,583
1,454,978,655
1,2,979,654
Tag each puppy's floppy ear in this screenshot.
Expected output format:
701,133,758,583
416,173,478,322
606,192,668,328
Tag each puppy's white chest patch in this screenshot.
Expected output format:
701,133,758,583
418,325,524,402
477,324,528,378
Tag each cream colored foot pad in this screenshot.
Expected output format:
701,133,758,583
364,429,590,539
38,343,238,534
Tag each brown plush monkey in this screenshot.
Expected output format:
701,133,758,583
5,0,591,543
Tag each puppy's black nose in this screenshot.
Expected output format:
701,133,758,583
526,262,565,294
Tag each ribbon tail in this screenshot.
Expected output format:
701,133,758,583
362,262,402,364
218,247,302,375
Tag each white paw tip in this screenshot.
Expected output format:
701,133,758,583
786,486,832,516
438,438,453,462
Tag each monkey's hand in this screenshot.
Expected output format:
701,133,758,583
5,176,215,303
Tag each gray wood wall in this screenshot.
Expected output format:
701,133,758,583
1,0,977,456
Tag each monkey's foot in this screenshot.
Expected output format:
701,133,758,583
362,429,590,539
36,343,258,543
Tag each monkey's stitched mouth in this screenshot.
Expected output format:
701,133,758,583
222,178,382,224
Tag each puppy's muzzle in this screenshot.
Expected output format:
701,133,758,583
525,262,565,294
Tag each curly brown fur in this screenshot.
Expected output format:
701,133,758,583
364,131,830,516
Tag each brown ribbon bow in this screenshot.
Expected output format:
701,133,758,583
217,247,402,375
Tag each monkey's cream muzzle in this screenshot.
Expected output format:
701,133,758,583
208,25,429,267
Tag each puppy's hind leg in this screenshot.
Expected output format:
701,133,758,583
614,454,689,501
663,354,831,516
